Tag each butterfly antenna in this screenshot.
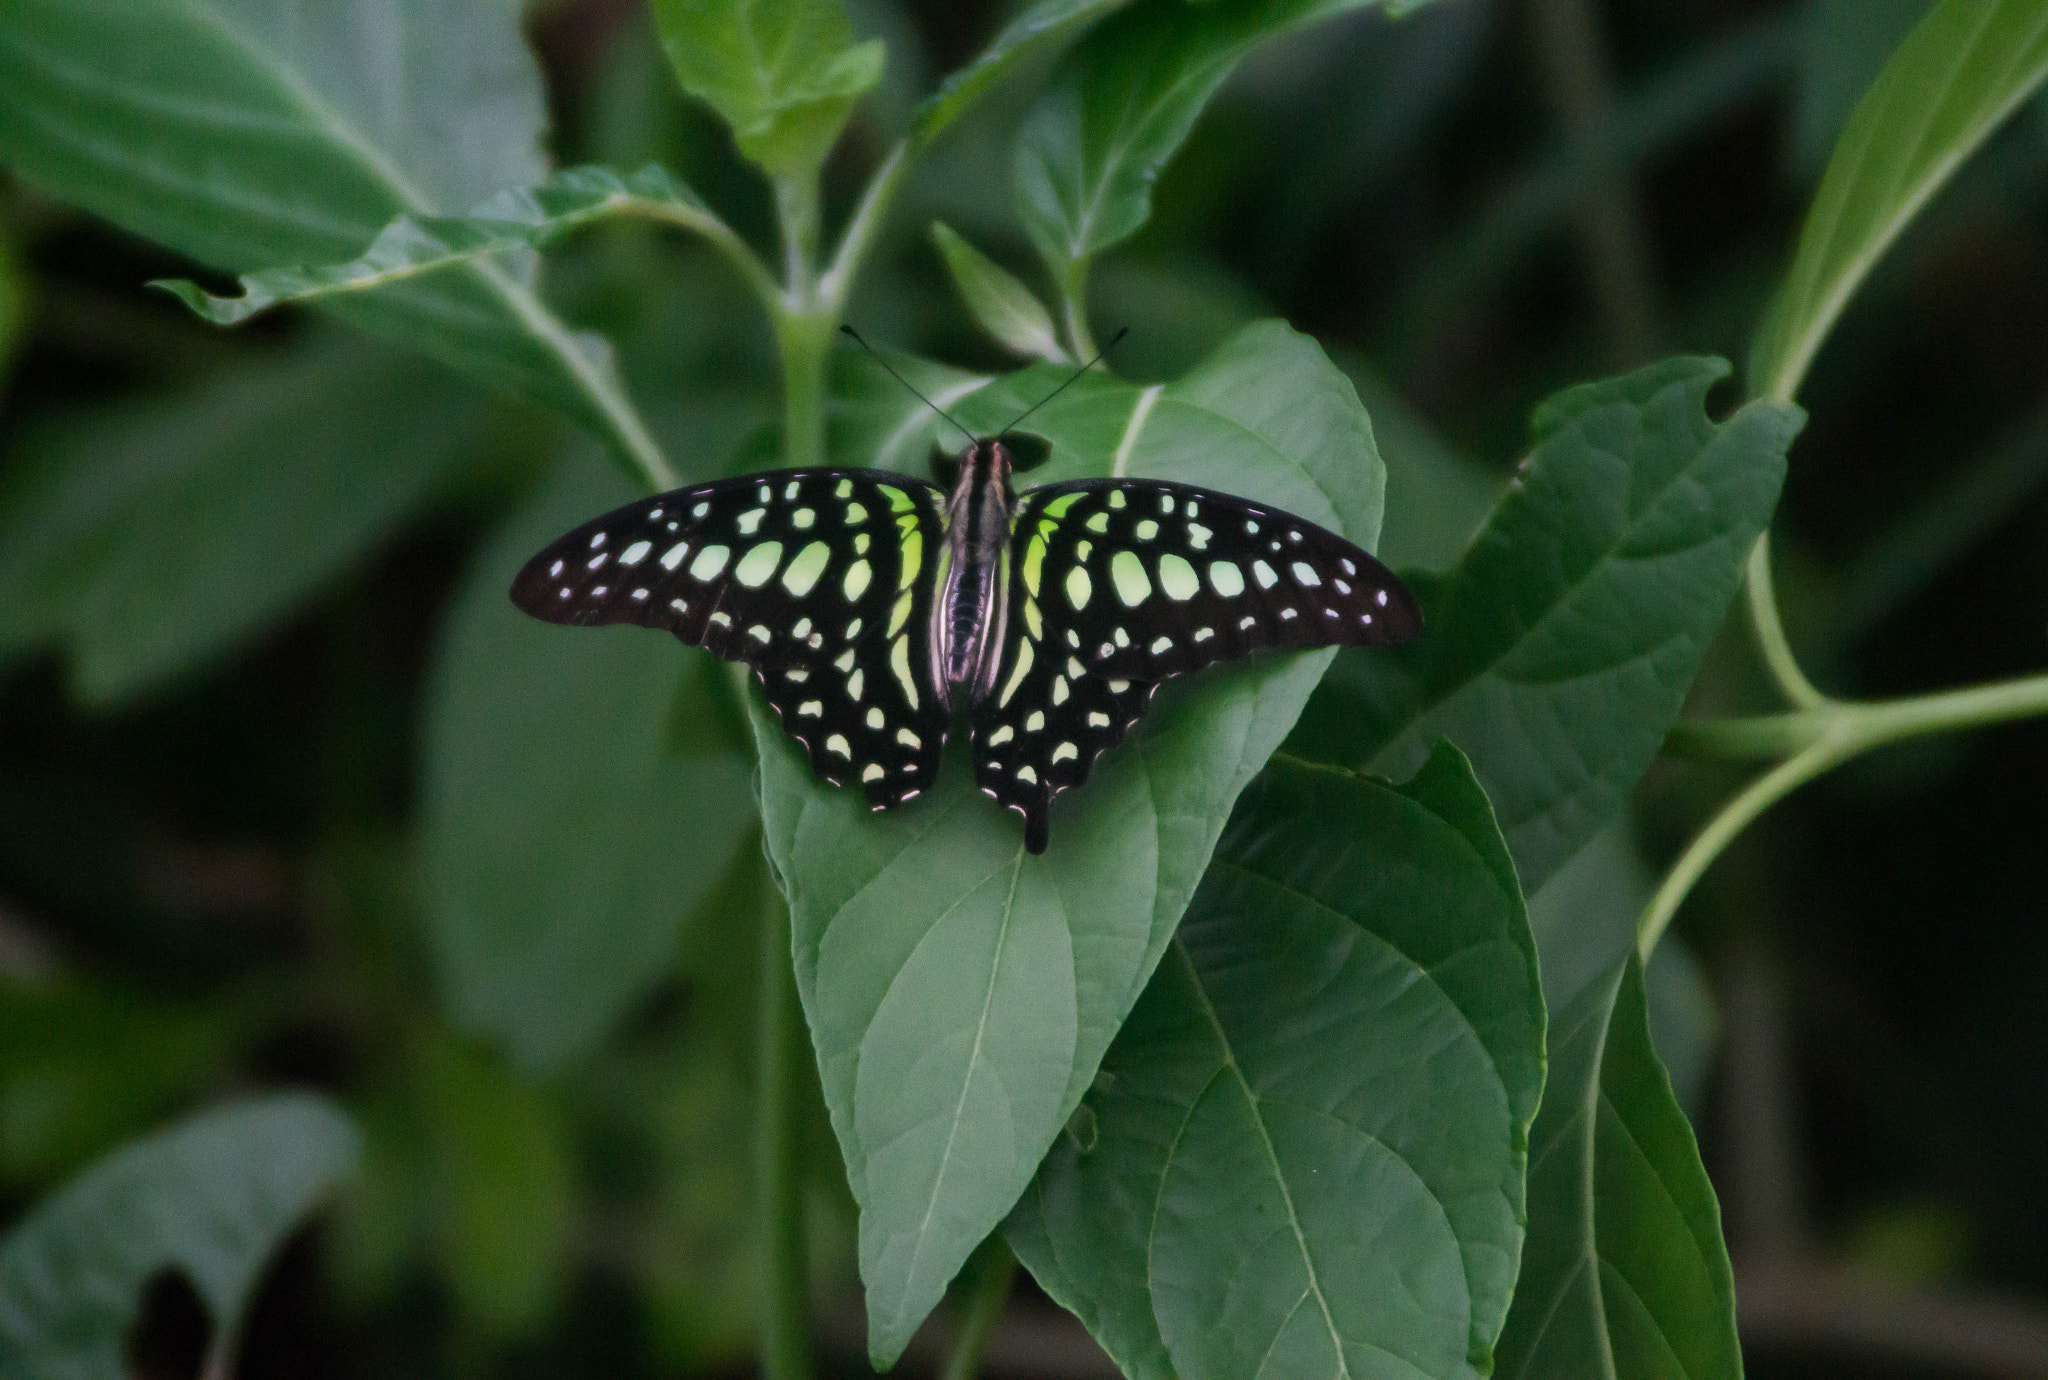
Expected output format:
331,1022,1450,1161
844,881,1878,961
1001,327,1129,434
840,326,979,449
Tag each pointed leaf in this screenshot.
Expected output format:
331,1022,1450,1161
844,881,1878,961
0,1094,358,1380
931,222,1069,361
1291,357,1802,891
1495,953,1740,1380
1015,0,1441,276
0,0,663,474
753,320,1387,1363
157,164,729,326
1007,746,1543,1380
423,449,755,1072
1751,0,2048,400
651,0,886,176
915,0,1132,144
0,339,492,704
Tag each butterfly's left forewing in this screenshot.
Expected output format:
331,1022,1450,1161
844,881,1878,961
511,468,951,807
968,478,1420,850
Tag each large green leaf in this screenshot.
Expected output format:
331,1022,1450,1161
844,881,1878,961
1751,0,2048,400
650,0,885,177
914,0,1132,144
1014,0,1436,278
0,0,662,473
157,164,730,326
423,450,755,1072
1291,357,1802,892
753,320,1386,1364
1494,953,1740,1380
0,1094,358,1380
1007,747,1542,1380
0,339,491,705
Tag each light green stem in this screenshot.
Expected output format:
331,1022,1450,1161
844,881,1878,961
1057,258,1097,360
756,885,813,1380
941,1236,1018,1380
1644,667,2048,955
1743,533,1831,709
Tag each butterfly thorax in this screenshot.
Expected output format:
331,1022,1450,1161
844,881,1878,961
930,438,1017,712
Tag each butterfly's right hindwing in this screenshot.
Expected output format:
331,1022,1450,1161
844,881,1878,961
511,467,951,806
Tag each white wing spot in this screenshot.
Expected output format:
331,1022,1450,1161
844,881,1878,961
826,734,851,758
1187,523,1211,550
862,763,885,783
1158,553,1199,601
746,624,770,642
757,484,772,504
845,618,862,639
792,508,816,529
1291,561,1321,587
590,532,606,548
1086,511,1110,533
1288,530,1304,543
660,542,690,570
1026,711,1045,732
620,540,651,566
632,588,649,601
734,542,784,587
896,728,921,748
1245,519,1260,534
1239,615,1257,630
847,669,865,701
693,502,710,517
670,599,688,613
690,545,730,580
1149,636,1172,654
854,532,872,554
987,725,1014,746
793,618,812,639
1193,627,1213,642
1114,626,1130,647
836,479,854,498
866,707,884,730
548,559,563,577
1016,765,1038,784
1341,559,1357,576
587,553,608,570
1252,560,1278,589
784,480,801,500
843,560,872,601
834,649,856,671
1097,642,1115,659
1087,712,1110,728
844,502,868,525
1376,589,1390,606
1279,608,1298,621
648,508,663,520
709,611,731,628
1335,580,1352,595
1108,490,1127,509
1135,519,1159,540
736,508,766,535
1160,494,1175,514
592,585,608,597
786,669,808,682
1066,628,1080,648
1051,742,1078,763
1052,676,1070,705
1065,565,1092,611
1108,679,1130,692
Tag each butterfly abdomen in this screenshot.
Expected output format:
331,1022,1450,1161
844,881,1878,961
930,440,1017,710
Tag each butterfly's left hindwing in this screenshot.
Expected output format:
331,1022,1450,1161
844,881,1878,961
968,478,1421,851
510,468,951,806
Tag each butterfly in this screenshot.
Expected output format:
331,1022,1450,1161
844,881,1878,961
509,347,1421,853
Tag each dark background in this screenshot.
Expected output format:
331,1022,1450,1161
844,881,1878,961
2,0,2045,1375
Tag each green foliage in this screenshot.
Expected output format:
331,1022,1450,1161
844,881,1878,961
0,1095,357,1379
931,222,1069,360
0,339,491,704
1009,746,1541,1380
5,0,2047,1376
649,0,885,178
755,319,1385,1363
1014,0,1438,287
423,450,754,1072
0,0,660,474
1296,358,1802,891
1751,0,2048,400
1495,954,1739,1380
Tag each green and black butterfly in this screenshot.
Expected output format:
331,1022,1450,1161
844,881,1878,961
510,342,1420,853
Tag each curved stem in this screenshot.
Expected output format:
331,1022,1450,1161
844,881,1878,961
756,884,813,1380
1057,258,1097,361
941,1236,1018,1380
1646,666,2048,955
819,140,910,309
1637,737,1849,960
1745,533,1832,709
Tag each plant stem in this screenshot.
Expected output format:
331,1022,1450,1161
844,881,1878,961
775,307,836,468
1057,258,1097,360
1744,534,1831,709
756,886,813,1380
941,1236,1018,1380
819,140,910,307
1645,666,2048,955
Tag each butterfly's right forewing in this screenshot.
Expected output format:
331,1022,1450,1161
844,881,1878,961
511,467,951,806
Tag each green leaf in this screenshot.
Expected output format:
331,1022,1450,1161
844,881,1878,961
0,232,23,375
0,338,492,705
1014,0,1437,278
413,1037,573,1337
156,164,732,326
914,0,1132,144
0,0,664,476
1494,953,1740,1380
0,1094,357,1380
1007,746,1543,1380
1750,0,2048,401
650,0,886,177
423,448,755,1072
1291,357,1802,892
753,320,1386,1364
930,222,1069,361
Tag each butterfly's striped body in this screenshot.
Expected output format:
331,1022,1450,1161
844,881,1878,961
932,440,1015,710
511,441,1420,853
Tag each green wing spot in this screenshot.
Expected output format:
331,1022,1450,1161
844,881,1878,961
734,542,783,587
782,541,831,596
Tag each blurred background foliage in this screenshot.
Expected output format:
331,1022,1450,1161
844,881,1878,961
0,0,2045,1376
